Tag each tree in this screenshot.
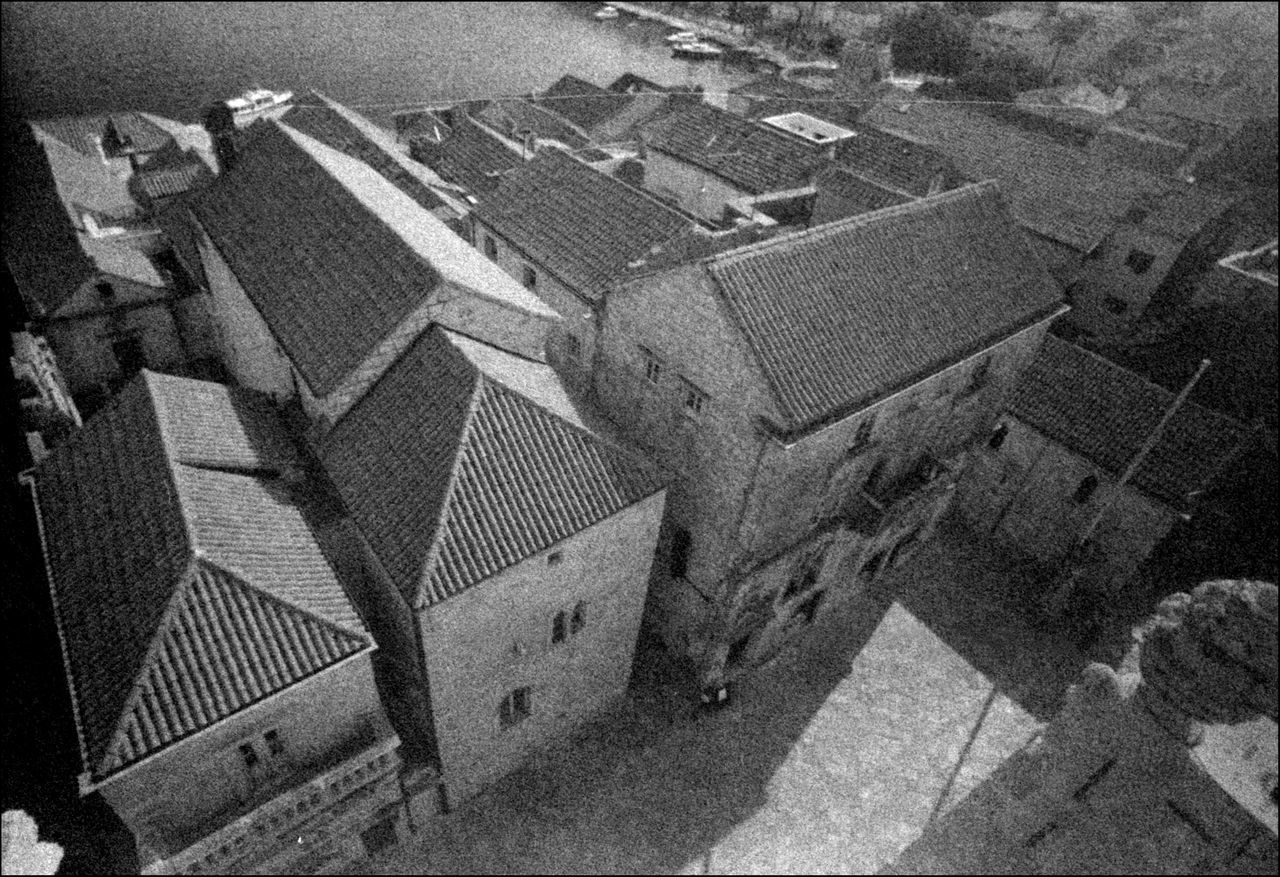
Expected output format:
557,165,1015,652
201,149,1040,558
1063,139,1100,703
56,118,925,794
1046,11,1095,83
956,49,1046,101
945,1,1009,18
884,6,973,77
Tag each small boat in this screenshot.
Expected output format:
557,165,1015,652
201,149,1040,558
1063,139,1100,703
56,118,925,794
594,5,619,19
673,41,724,60
225,87,294,118
666,31,699,44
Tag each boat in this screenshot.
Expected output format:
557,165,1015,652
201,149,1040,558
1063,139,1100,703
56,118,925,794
225,87,294,118
594,5,619,19
665,31,700,44
672,41,724,60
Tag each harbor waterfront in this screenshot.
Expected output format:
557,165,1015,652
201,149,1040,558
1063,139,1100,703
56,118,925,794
1,1,757,126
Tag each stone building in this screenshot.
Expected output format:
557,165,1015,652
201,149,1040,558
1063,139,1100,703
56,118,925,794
317,326,666,804
590,182,1065,677
956,335,1254,603
26,372,425,875
173,115,556,435
409,111,527,200
9,330,81,462
531,74,676,146
470,148,695,391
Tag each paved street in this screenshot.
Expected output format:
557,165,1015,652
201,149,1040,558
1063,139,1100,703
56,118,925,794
363,519,1096,875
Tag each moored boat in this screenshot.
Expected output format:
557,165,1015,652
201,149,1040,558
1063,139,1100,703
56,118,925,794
665,30,699,44
594,5,619,19
225,87,294,118
672,41,724,60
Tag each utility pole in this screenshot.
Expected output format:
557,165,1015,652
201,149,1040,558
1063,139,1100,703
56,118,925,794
1043,358,1212,618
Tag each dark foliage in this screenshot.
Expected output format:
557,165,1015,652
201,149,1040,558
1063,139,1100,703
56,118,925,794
884,6,973,77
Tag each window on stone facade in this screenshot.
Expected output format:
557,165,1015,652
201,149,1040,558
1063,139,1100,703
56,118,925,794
564,334,581,361
238,742,259,769
552,610,567,644
640,346,663,385
1104,295,1129,315
522,265,537,290
1073,474,1099,504
95,280,116,298
681,377,708,417
571,601,586,634
111,336,146,378
963,355,992,397
499,687,532,728
1126,249,1155,275
794,590,825,624
988,423,1009,451
263,729,284,756
670,527,692,579
484,235,498,260
846,414,876,457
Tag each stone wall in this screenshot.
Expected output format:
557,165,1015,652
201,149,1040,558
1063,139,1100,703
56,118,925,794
642,149,751,223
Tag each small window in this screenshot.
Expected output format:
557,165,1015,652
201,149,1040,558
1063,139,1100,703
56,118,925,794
499,687,531,728
1074,474,1099,504
239,742,258,769
551,610,567,644
95,280,116,298
846,414,876,457
263,729,284,756
570,601,586,634
564,334,581,361
111,336,146,377
681,378,708,416
484,235,498,260
522,265,537,290
1104,295,1128,316
640,346,662,385
1126,249,1155,275
670,527,692,579
987,423,1009,451
547,550,563,566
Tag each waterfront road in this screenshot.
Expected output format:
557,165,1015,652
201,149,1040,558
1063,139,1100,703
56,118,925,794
360,518,1095,875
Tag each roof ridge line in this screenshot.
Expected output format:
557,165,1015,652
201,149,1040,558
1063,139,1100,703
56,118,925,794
413,365,488,609
706,180,1002,265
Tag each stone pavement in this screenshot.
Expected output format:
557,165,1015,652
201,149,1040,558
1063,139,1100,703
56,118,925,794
361,520,1093,875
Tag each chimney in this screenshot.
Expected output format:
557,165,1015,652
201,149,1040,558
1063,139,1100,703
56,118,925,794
202,102,238,174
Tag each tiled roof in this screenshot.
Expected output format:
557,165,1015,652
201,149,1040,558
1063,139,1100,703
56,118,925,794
643,103,830,195
35,372,368,782
282,93,446,211
535,75,631,131
319,327,665,609
186,122,441,395
1009,335,1252,506
413,112,526,195
33,113,173,159
134,162,210,199
478,99,591,150
474,149,691,300
861,99,1187,251
835,125,959,196
812,166,912,222
706,182,1064,433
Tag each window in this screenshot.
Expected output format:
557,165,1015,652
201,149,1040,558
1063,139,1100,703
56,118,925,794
794,590,825,624
1126,249,1155,275
564,334,581,361
681,377,708,416
551,611,567,644
1104,295,1128,316
238,742,259,769
95,280,116,298
484,235,498,260
670,527,692,579
547,550,563,566
111,336,146,377
499,687,531,728
640,346,662,385
963,355,992,396
522,265,537,290
570,601,586,635
846,414,876,457
1073,474,1099,504
263,729,284,757
987,423,1009,451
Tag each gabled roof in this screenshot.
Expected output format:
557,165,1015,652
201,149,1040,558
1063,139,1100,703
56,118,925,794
474,149,691,300
812,166,912,220
414,112,526,195
835,124,959,197
535,75,631,131
643,103,830,195
186,121,442,395
1008,335,1253,506
478,99,591,150
705,182,1064,434
32,113,174,159
861,99,1217,251
319,327,665,609
35,372,368,783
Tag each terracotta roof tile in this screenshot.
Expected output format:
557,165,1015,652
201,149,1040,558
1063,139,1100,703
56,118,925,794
474,149,691,300
33,113,173,159
319,327,665,608
1009,335,1253,505
412,113,526,195
534,75,632,131
34,372,368,781
707,182,1064,432
644,103,830,195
